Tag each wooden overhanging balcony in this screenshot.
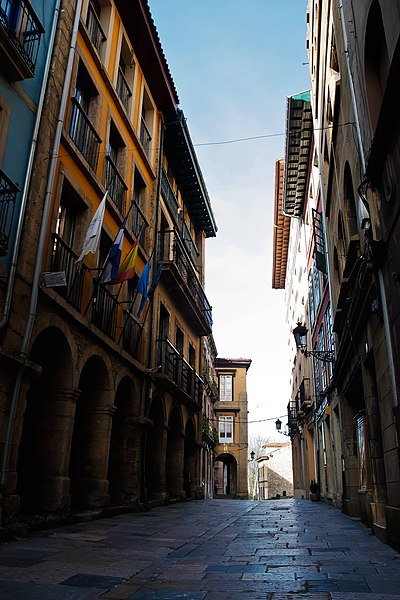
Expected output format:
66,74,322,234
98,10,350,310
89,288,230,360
158,228,213,336
49,235,142,360
0,167,19,256
0,0,44,80
156,338,203,409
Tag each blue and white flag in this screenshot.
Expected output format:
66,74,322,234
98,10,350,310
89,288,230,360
136,259,151,317
101,217,127,284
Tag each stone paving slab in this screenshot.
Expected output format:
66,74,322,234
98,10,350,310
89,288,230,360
0,499,399,599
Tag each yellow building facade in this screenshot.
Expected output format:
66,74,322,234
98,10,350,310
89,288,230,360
0,0,217,526
213,358,251,499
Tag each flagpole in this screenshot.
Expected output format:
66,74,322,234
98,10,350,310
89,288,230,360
82,198,139,317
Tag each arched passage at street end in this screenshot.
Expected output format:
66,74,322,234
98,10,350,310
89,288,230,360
215,453,237,497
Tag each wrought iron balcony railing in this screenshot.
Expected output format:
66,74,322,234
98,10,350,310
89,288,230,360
116,66,132,113
0,0,44,79
158,229,212,334
156,338,203,406
182,220,199,265
161,169,179,221
121,309,142,359
91,280,118,339
50,234,87,311
85,1,106,55
0,168,18,256
105,154,127,214
130,200,148,245
139,116,151,159
69,97,101,171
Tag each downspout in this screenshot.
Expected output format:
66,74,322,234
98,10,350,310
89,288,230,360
0,0,61,333
339,1,398,407
0,0,84,503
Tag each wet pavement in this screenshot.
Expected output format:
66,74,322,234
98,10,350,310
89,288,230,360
0,498,399,599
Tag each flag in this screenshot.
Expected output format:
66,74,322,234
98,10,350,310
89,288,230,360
148,260,163,297
136,259,151,318
76,191,107,262
101,217,126,284
111,241,139,284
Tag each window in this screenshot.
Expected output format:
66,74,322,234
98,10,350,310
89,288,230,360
139,88,154,160
86,0,107,56
219,416,233,443
219,374,233,401
69,63,101,171
50,181,86,309
116,37,134,113
105,121,127,214
175,326,184,355
131,167,147,243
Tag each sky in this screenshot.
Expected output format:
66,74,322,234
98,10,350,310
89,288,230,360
148,0,310,441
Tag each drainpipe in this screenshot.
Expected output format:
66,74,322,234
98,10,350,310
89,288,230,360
339,1,398,407
0,0,84,508
0,0,61,333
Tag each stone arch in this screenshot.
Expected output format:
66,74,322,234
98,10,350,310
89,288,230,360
146,395,166,501
17,326,78,513
183,417,197,498
214,452,238,497
69,355,113,509
108,376,140,505
166,406,184,499
364,0,390,132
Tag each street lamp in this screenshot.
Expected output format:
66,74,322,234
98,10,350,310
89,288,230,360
275,419,290,436
249,450,255,461
292,322,334,363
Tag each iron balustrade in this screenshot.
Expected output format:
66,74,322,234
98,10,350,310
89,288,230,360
85,2,106,55
0,0,44,75
91,280,118,339
156,338,203,406
104,154,127,214
182,220,199,265
160,169,179,221
158,229,213,331
121,309,142,359
50,234,87,311
116,66,132,112
139,116,151,159
0,167,18,256
69,97,101,171
131,200,148,244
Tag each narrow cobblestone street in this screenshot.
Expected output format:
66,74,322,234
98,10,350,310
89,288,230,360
0,499,400,599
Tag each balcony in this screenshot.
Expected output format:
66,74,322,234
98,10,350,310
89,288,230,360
139,116,151,160
0,0,44,80
161,169,179,222
131,200,148,244
85,1,106,56
50,234,87,311
121,309,142,359
91,281,118,339
69,98,101,171
156,338,203,408
116,66,132,113
158,229,212,336
0,167,19,256
105,154,127,214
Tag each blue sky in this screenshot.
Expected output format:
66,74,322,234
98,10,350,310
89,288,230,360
149,0,310,440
